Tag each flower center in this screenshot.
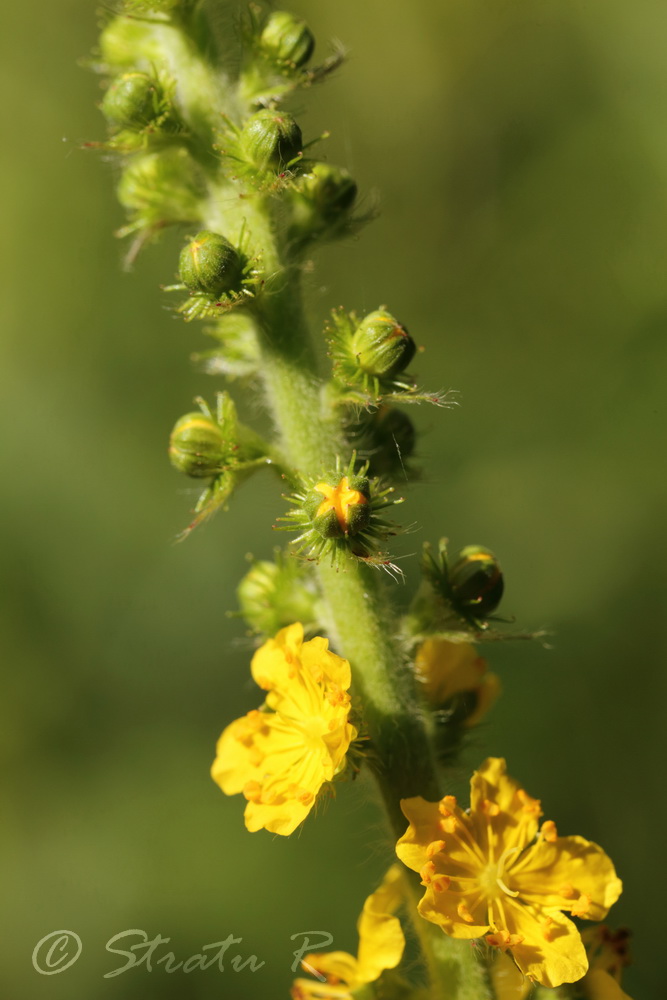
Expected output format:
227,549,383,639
478,846,520,900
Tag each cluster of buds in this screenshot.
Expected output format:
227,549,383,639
278,457,405,572
168,393,269,537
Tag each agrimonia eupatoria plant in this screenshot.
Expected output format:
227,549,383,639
89,4,632,998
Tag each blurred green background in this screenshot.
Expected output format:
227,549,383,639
1,0,665,995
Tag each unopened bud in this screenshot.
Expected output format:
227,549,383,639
351,309,416,378
241,110,302,171
304,475,371,539
179,231,243,298
101,71,161,129
117,148,203,223
290,163,357,236
259,11,315,68
449,546,504,619
169,412,226,478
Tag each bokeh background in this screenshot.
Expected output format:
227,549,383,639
2,0,665,995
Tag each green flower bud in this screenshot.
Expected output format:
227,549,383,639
237,556,319,636
304,475,371,539
289,163,357,237
351,309,416,378
169,412,226,477
449,546,504,619
348,406,416,477
99,16,163,69
101,72,161,129
241,110,302,171
259,11,315,68
117,148,203,224
179,231,243,298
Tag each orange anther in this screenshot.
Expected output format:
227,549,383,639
248,747,264,768
542,917,554,942
486,931,510,950
457,902,475,924
559,883,576,899
517,789,542,816
482,799,500,817
426,839,446,859
439,795,457,816
439,816,457,834
420,861,436,885
432,875,451,893
242,781,262,803
541,820,558,842
571,893,592,918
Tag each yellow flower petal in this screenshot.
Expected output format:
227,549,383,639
502,899,588,987
584,968,634,1000
210,712,269,794
250,622,304,690
418,884,490,939
509,835,622,921
466,671,502,727
415,639,486,701
356,865,405,983
293,866,406,997
396,797,443,872
470,757,542,855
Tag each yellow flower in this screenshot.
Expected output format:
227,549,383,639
211,623,357,835
414,637,501,725
396,758,622,988
291,865,405,998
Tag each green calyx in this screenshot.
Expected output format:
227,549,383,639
101,71,163,129
169,411,227,477
345,406,416,479
179,231,244,298
240,109,303,171
288,163,358,240
116,147,204,236
352,309,416,378
259,11,315,68
237,552,321,637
